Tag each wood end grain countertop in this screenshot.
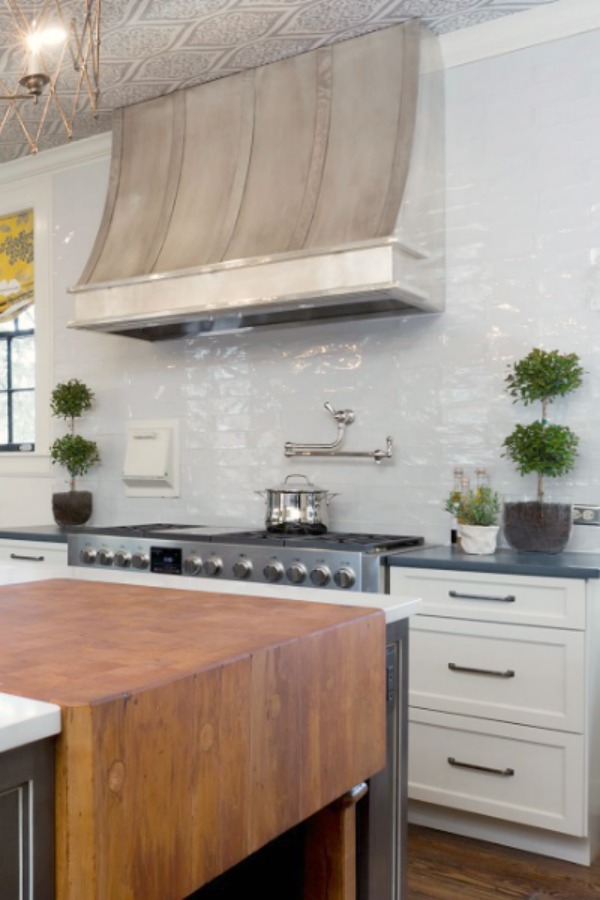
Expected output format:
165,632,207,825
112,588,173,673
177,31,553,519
0,578,386,900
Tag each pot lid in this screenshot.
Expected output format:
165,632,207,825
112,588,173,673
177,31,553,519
269,474,327,493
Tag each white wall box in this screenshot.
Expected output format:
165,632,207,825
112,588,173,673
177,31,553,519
122,419,180,498
390,566,600,865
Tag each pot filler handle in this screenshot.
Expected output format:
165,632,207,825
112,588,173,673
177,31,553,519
284,402,393,464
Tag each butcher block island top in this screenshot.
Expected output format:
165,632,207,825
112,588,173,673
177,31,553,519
0,577,387,900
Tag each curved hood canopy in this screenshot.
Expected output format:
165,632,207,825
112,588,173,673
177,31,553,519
69,20,445,340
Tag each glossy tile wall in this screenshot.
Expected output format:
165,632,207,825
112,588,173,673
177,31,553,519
50,26,600,549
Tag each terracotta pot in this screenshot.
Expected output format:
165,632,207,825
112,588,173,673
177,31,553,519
457,524,499,555
52,490,93,527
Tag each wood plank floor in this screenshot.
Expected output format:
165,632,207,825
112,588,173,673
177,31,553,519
407,825,600,899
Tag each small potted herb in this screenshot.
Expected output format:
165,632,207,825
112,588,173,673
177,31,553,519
445,486,501,555
50,379,100,526
501,348,583,552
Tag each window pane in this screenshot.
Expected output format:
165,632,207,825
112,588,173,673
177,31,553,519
12,390,34,444
12,335,35,389
0,393,8,444
0,343,7,390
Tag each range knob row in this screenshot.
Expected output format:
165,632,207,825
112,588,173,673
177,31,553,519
79,548,356,589
79,548,148,569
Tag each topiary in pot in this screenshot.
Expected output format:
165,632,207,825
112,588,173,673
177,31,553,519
50,379,100,527
501,348,583,553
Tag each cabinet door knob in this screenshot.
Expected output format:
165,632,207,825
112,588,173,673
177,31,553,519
448,662,515,678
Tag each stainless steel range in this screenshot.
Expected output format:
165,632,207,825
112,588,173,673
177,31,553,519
67,525,424,594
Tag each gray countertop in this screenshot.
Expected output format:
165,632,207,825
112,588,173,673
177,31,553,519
0,525,72,543
386,545,600,579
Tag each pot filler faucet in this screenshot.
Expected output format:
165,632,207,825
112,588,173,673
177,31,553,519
284,402,393,463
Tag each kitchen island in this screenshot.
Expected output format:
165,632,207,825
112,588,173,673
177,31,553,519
0,563,420,900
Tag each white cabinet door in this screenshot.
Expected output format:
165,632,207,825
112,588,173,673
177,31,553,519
409,708,586,836
0,540,67,565
390,568,585,629
410,617,585,732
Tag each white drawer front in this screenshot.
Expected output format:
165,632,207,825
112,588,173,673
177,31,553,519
409,708,586,836
391,567,585,629
0,541,67,565
410,618,585,732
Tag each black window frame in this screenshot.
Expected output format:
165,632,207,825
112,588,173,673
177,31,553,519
0,310,35,452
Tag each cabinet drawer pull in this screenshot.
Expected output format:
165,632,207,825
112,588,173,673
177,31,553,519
448,757,515,777
449,590,516,603
9,552,45,562
448,662,515,679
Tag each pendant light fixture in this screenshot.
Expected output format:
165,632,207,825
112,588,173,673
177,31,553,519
0,0,101,156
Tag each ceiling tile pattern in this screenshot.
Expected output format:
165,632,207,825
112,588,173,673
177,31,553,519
0,0,561,162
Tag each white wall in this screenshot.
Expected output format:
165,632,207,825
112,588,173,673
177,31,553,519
6,25,600,550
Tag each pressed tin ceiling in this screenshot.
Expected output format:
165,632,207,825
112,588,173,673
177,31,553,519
0,0,564,163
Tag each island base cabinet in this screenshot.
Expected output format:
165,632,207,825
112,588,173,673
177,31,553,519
0,738,55,900
409,708,586,836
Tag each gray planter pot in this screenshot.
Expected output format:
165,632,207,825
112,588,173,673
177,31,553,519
503,501,572,554
52,490,93,527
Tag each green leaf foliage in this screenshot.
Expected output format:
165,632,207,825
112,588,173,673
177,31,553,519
50,434,100,479
444,486,501,527
502,421,579,479
505,348,583,406
50,379,95,420
49,378,99,490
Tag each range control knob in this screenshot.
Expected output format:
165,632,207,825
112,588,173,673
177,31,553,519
114,550,131,568
310,565,331,587
204,556,223,577
286,563,307,584
98,549,114,566
183,555,202,576
233,559,252,580
334,567,356,589
80,547,97,565
131,552,149,570
264,561,284,583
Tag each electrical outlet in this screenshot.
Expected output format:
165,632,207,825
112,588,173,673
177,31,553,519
573,505,600,525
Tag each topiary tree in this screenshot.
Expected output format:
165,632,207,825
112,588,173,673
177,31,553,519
501,348,583,503
50,379,100,491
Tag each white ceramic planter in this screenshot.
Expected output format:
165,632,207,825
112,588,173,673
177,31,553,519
458,523,499,555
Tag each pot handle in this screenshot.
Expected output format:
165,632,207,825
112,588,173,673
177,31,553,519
326,492,340,505
284,474,312,485
254,490,266,498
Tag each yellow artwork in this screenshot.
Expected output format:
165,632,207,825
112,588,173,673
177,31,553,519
0,209,34,323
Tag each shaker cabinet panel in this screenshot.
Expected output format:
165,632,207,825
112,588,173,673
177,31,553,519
409,708,586,836
0,539,67,566
410,618,585,732
390,568,585,629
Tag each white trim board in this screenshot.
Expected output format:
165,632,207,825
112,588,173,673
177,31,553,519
440,0,600,68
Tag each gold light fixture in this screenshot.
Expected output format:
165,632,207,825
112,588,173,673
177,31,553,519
0,0,101,155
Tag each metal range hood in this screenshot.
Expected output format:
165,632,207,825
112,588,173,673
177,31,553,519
69,20,445,341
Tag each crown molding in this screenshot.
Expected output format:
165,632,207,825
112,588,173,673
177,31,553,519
0,131,111,186
440,0,600,68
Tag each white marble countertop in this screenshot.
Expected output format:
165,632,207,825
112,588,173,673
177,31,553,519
0,692,61,754
0,561,422,753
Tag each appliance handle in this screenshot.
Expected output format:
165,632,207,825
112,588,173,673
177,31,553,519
10,552,45,562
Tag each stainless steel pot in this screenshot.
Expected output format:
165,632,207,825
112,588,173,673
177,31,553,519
256,474,339,533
